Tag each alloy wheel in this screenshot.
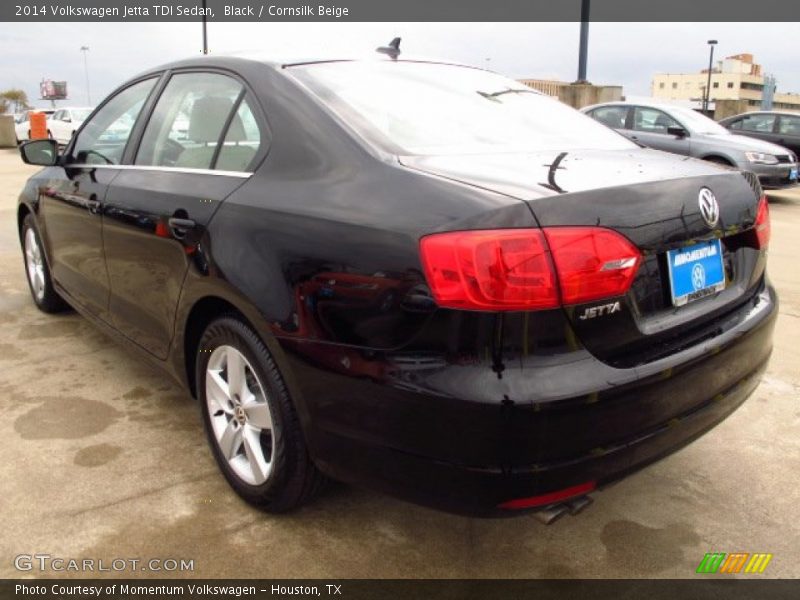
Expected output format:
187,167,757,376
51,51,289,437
24,228,46,302
205,345,274,485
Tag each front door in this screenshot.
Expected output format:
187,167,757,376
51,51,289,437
39,77,158,319
630,106,691,156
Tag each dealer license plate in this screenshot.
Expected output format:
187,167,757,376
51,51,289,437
666,239,725,306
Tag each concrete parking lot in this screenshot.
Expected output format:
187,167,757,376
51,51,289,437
0,147,798,579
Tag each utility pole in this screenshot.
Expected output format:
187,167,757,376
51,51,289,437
576,0,590,83
703,40,718,114
80,46,91,105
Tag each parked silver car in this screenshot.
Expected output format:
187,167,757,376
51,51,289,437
583,101,799,189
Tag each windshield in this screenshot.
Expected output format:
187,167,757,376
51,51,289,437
669,106,730,135
291,61,635,155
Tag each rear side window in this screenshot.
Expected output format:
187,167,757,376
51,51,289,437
135,72,261,172
590,106,628,129
71,78,157,165
216,95,262,172
737,114,776,133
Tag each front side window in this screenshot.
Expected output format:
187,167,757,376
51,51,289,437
778,116,800,135
71,77,157,165
738,114,776,133
633,107,680,134
291,62,633,155
135,72,249,170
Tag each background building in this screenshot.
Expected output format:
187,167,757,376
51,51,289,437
652,53,800,113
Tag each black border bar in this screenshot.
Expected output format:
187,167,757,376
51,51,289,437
3,579,800,600
3,0,800,22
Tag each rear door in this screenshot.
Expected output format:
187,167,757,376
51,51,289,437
775,114,800,156
102,70,267,358
629,106,691,156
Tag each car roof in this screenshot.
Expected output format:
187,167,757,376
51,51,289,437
132,53,487,80
720,110,800,119
582,100,692,113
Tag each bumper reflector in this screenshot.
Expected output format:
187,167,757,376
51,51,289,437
497,480,596,510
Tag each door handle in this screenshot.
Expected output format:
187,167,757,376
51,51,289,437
168,217,196,239
630,135,639,141
168,217,196,230
87,197,102,215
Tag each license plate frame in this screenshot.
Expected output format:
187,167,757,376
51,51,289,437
666,239,726,307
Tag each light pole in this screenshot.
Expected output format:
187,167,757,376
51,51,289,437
80,46,91,105
703,40,718,114
576,0,591,83
202,0,208,54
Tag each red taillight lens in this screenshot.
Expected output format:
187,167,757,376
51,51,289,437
754,194,770,249
420,227,640,311
544,227,641,305
419,229,559,310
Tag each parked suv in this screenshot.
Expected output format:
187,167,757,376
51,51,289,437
584,101,798,189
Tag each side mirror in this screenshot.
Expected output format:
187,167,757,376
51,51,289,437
19,139,60,167
667,126,688,138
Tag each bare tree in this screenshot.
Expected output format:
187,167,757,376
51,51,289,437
0,89,31,113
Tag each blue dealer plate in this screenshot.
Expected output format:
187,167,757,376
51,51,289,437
790,167,798,181
666,239,725,306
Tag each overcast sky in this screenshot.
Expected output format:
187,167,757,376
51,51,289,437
1,21,799,109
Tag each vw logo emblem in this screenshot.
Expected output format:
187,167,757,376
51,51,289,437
691,263,706,291
698,187,719,228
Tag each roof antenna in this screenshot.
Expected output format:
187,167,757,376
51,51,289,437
376,37,401,59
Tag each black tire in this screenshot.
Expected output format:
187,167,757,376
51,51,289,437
196,315,326,512
20,214,69,313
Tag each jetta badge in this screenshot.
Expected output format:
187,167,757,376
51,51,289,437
698,188,719,228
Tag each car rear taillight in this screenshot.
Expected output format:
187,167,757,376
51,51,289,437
544,227,641,305
754,194,770,249
419,227,641,311
418,229,559,310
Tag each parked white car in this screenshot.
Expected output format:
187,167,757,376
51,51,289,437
47,107,94,144
14,109,55,143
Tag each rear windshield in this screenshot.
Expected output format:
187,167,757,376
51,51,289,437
291,61,635,156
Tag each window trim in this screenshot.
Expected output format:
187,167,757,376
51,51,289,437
129,66,270,174
62,163,252,179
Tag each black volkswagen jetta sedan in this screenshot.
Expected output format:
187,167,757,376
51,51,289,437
17,55,777,515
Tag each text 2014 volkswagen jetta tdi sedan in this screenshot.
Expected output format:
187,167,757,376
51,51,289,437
17,55,776,515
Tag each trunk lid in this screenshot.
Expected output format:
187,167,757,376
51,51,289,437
402,148,766,367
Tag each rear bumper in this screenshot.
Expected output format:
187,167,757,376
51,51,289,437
282,284,778,516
